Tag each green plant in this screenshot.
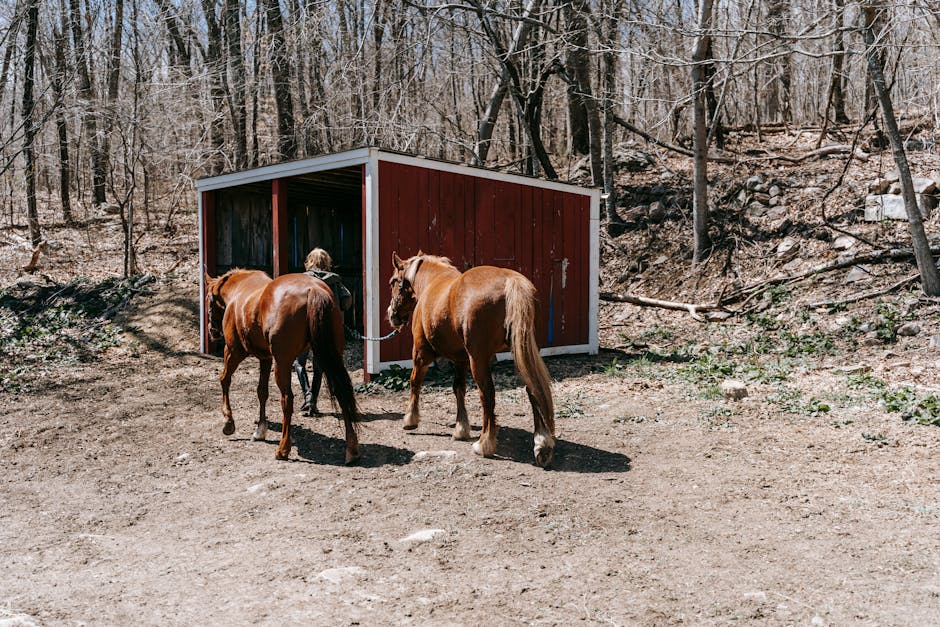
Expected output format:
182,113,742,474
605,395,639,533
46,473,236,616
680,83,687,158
873,303,901,343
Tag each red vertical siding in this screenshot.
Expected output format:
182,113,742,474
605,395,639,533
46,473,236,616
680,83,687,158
377,161,590,365
272,178,289,277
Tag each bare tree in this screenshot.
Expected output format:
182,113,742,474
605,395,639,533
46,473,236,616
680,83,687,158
22,0,40,245
262,0,297,160
692,0,715,264
861,2,940,295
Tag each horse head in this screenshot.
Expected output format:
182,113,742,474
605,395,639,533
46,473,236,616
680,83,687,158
204,271,227,342
387,252,422,329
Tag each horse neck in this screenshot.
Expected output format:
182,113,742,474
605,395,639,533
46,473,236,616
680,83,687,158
414,260,460,296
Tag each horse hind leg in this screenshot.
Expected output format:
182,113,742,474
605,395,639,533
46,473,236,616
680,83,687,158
452,361,471,441
527,387,555,468
252,358,272,441
273,360,295,460
469,356,498,458
219,346,246,436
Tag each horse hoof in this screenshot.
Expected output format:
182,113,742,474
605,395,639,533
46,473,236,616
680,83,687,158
345,449,361,466
472,439,494,458
222,420,235,436
275,449,289,461
534,446,554,468
452,424,471,441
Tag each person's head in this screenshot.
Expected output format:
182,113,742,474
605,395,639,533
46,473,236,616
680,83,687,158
305,247,332,271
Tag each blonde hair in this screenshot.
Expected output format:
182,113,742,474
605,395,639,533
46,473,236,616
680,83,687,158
304,247,333,271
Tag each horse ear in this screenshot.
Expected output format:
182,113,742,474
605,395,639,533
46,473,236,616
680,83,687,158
203,270,214,289
392,251,404,270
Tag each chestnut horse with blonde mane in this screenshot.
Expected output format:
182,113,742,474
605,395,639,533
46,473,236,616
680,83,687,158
204,269,359,464
387,253,555,467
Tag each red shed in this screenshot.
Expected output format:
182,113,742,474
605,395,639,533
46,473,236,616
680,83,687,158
196,148,600,376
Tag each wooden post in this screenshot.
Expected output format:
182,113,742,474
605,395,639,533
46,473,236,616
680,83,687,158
272,178,289,276
201,190,217,354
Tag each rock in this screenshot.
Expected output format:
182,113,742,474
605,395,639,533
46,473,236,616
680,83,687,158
861,333,882,346
930,335,940,351
99,202,121,215
913,177,937,194
746,202,769,218
864,194,930,221
413,450,457,462
776,237,799,258
705,310,733,322
769,185,782,198
400,529,447,543
888,182,901,195
175,452,190,463
720,379,748,400
883,169,900,183
844,265,872,284
752,192,771,205
0,615,40,627
318,566,365,584
896,322,921,337
835,364,871,375
613,147,655,172
745,175,764,190
781,257,803,272
651,255,669,265
768,196,780,207
831,235,855,251
766,206,788,222
647,201,666,223
868,178,892,194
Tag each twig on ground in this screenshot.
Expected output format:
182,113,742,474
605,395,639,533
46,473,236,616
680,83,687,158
600,291,729,322
806,273,920,309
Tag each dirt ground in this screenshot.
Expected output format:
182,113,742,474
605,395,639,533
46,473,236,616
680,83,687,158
1,280,939,626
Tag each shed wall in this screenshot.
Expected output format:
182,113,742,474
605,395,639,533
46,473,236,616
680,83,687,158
376,161,591,364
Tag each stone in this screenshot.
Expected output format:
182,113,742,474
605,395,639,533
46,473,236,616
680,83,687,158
861,334,882,347
752,192,771,205
868,178,892,194
930,335,940,351
769,185,782,198
864,194,929,221
652,255,669,265
831,235,855,251
896,322,921,337
747,202,769,218
400,529,447,543
776,236,799,257
613,147,655,172
648,201,667,223
844,265,872,283
99,202,121,215
913,177,937,194
705,311,732,322
768,196,780,207
883,169,900,183
888,182,901,195
781,257,803,272
835,364,871,375
413,450,457,462
318,566,366,584
766,206,788,222
745,175,764,190
0,615,40,627
720,379,748,400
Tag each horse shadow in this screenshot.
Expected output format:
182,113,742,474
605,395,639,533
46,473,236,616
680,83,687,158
264,416,415,467
493,426,631,473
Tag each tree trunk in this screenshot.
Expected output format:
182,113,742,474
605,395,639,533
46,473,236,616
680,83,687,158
201,0,226,174
830,0,849,124
601,0,623,223
861,4,940,295
474,0,540,166
564,1,590,156
51,24,73,224
691,0,714,263
223,0,248,168
69,0,106,206
101,0,125,193
22,0,40,245
262,0,297,160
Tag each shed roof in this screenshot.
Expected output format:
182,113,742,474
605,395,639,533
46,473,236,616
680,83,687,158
194,147,599,197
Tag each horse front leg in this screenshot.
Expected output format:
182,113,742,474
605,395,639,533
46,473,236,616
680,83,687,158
219,346,246,436
252,358,272,441
452,361,471,440
273,360,294,460
469,357,498,457
403,350,432,430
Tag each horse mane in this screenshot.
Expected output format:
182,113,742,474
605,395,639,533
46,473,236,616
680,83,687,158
418,254,454,268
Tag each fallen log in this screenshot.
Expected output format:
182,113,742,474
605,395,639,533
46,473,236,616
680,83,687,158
806,273,920,309
600,291,730,322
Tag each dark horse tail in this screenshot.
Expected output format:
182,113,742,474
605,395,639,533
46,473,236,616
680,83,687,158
307,287,359,428
503,274,555,436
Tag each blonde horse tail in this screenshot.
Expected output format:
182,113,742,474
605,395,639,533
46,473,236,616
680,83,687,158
504,274,555,444
307,287,359,429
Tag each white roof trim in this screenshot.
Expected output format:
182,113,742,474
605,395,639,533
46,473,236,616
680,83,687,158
195,147,373,191
194,147,599,198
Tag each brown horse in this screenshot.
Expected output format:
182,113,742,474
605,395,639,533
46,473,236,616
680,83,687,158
203,269,360,464
387,253,556,467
